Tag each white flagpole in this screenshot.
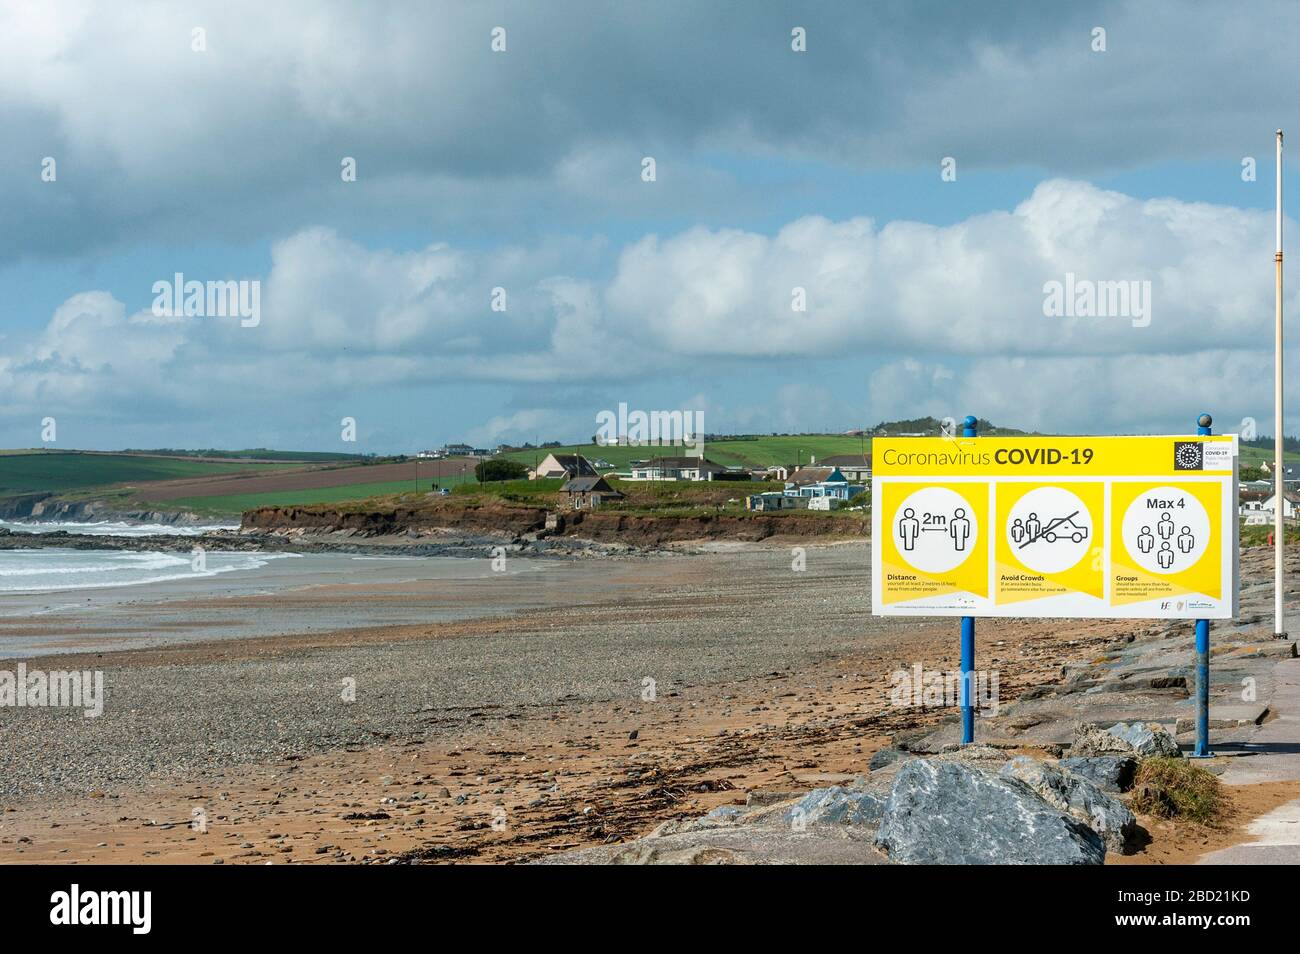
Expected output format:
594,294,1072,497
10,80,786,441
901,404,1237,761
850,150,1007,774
1276,129,1287,637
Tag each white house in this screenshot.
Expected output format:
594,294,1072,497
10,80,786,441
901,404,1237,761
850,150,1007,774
1253,491,1300,520
531,454,599,480
627,456,727,481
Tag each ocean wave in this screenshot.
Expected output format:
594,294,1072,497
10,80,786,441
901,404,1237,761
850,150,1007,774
0,549,294,593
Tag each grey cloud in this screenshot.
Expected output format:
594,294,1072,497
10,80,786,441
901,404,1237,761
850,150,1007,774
5,1,1299,264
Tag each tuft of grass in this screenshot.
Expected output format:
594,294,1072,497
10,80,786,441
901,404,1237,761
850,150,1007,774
1130,757,1226,825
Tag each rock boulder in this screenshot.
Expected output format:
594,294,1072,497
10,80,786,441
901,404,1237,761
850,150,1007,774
874,759,1106,865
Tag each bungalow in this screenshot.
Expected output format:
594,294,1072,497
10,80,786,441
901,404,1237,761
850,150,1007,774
627,456,727,481
561,476,626,510
531,453,599,480
815,454,871,482
1255,491,1300,520
441,443,474,457
1240,489,1270,515
785,466,835,489
805,480,865,501
786,466,864,501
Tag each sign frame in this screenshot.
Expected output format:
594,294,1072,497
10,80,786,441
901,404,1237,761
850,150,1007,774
871,434,1239,620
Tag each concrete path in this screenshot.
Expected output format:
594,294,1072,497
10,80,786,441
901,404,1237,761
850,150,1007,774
1198,655,1300,864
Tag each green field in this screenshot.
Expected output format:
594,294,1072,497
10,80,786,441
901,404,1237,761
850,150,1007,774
122,448,365,462
0,452,295,496
168,473,482,514
1238,444,1300,468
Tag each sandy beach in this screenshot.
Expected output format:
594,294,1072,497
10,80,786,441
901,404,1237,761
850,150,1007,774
4,537,1280,864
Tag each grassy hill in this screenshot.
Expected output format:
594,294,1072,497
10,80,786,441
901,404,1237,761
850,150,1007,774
500,436,873,471
498,419,1033,472
0,451,297,496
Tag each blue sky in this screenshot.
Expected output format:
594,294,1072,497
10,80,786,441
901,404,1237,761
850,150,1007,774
3,1,1299,453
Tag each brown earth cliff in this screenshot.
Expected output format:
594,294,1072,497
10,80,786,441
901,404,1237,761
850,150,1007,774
242,501,866,546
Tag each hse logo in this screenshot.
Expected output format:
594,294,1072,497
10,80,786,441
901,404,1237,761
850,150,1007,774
50,884,151,934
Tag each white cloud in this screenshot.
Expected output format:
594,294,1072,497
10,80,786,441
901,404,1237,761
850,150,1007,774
606,180,1287,358
4,180,1294,437
7,1,1300,261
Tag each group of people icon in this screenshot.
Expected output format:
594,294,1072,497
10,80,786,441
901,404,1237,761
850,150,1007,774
898,507,971,552
1136,511,1194,569
1008,514,1040,544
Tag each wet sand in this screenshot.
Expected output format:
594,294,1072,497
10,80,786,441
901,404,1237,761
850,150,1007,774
0,549,602,656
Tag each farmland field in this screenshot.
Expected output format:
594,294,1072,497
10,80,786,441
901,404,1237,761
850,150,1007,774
0,452,299,496
140,458,479,512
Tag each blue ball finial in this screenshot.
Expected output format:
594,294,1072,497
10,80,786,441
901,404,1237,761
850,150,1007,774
1197,413,1212,428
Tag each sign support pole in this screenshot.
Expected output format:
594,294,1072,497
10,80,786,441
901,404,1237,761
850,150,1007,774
1275,129,1288,640
1192,413,1214,758
960,414,977,745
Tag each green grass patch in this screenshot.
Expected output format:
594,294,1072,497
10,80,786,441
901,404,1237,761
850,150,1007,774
1239,444,1300,467
452,478,564,500
1130,757,1226,825
0,452,294,496
1240,522,1300,547
170,477,476,515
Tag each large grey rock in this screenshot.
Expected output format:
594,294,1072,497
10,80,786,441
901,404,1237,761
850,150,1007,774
1060,755,1138,793
874,759,1105,865
1072,721,1181,758
784,785,886,829
1000,756,1139,853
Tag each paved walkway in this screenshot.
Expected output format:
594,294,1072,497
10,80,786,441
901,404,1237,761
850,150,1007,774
1198,654,1300,864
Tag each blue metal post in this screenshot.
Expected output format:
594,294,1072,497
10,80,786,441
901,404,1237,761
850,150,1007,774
1192,413,1213,758
960,415,978,745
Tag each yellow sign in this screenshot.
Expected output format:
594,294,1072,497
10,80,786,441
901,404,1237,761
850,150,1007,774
872,435,1238,619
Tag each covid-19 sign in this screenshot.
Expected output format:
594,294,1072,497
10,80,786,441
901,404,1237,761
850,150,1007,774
871,435,1239,619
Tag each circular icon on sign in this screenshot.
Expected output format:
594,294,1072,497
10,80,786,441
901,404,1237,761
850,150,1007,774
893,487,977,574
1005,486,1093,575
1122,486,1209,575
